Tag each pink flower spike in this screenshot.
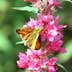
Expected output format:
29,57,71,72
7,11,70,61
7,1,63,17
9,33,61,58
16,0,67,71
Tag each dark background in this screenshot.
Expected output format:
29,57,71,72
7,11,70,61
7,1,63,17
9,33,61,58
0,0,72,72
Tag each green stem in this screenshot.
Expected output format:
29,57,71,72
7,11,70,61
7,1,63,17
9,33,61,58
56,63,68,72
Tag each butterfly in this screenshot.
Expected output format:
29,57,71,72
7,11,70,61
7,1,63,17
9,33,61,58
16,26,42,50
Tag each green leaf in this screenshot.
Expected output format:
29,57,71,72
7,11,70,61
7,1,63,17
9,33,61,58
56,62,68,72
12,6,38,13
62,0,72,3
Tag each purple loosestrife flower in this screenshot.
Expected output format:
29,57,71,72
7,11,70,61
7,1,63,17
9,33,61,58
16,0,67,72
17,49,58,72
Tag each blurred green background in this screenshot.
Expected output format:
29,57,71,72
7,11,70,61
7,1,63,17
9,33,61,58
0,0,72,72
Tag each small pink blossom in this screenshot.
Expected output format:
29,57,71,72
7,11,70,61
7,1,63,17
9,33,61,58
27,18,41,29
47,57,58,72
48,0,61,6
60,48,66,53
45,40,66,54
17,52,29,68
47,57,58,65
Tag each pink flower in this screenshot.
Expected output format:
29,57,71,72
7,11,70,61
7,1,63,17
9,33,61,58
27,18,41,29
47,57,58,72
38,14,56,42
26,49,43,58
37,14,66,43
45,40,66,53
17,52,29,68
17,49,58,72
48,0,61,6
60,48,66,53
51,40,63,51
38,14,54,25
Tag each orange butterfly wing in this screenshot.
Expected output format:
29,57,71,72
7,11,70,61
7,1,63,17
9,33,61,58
16,27,41,50
35,37,41,50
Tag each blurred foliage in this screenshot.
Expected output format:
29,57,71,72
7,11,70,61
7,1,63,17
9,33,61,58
0,0,72,72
